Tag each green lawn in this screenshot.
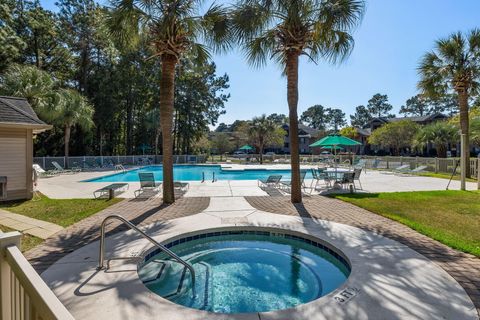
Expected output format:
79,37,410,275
0,194,122,227
417,172,478,182
0,194,121,252
332,190,480,257
0,225,43,253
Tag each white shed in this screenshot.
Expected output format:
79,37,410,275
0,96,51,201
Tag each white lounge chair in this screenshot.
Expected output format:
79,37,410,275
33,164,57,177
380,164,410,175
397,165,428,176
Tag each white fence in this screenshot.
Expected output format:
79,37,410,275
211,154,480,178
34,153,479,178
34,155,208,170
0,232,74,320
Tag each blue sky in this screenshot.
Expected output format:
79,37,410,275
40,0,480,125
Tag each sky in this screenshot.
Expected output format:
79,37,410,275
39,0,480,126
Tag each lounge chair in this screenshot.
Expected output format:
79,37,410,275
32,164,57,177
51,161,80,174
380,164,410,175
397,165,428,176
134,172,162,197
279,171,307,191
94,183,129,199
258,175,282,188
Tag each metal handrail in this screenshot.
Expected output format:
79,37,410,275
97,214,195,288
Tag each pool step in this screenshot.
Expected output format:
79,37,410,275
143,260,188,297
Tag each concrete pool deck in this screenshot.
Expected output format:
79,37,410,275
39,197,478,320
37,164,478,199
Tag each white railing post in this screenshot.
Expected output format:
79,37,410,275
0,232,22,319
477,155,480,190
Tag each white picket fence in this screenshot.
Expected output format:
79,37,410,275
0,232,74,320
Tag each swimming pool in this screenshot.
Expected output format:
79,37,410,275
138,230,350,314
85,165,313,182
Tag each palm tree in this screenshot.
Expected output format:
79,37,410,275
108,0,231,204
0,64,59,118
418,30,480,177
57,89,94,161
231,0,365,203
249,115,283,164
413,121,459,158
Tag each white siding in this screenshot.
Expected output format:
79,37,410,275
0,132,27,191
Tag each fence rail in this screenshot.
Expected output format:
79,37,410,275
34,155,207,170
0,232,74,320
34,154,479,179
208,154,479,178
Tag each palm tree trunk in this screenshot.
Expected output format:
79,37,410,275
64,125,71,168
286,52,302,203
160,55,177,204
457,87,470,178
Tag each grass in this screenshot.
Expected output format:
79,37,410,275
417,171,478,182
0,194,122,228
0,225,43,252
332,190,480,257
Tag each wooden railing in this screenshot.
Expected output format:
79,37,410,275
0,232,74,320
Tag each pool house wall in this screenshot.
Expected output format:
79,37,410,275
0,127,33,201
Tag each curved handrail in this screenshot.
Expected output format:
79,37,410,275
97,214,195,289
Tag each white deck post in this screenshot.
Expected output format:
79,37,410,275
477,155,480,190
0,232,22,319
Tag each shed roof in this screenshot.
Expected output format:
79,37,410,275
0,96,51,132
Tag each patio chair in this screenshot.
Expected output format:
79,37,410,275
353,168,363,190
279,171,307,191
134,172,162,197
310,168,328,193
341,172,356,190
397,165,428,176
258,175,282,188
380,164,410,175
354,159,366,170
52,161,80,174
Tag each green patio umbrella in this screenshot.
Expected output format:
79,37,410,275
239,145,254,151
310,134,361,170
309,134,361,148
320,145,344,151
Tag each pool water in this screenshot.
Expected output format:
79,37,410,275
85,165,312,182
138,231,350,314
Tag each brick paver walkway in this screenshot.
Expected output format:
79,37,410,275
25,197,209,273
245,195,480,317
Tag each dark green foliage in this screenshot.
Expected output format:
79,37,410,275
300,105,346,132
367,93,394,118
350,105,371,128
0,0,230,156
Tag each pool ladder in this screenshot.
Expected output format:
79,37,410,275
96,214,195,289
